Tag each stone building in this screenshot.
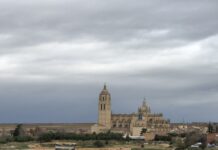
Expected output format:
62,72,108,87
96,84,170,136
98,84,112,130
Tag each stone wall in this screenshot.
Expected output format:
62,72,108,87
132,127,143,136
0,123,95,137
144,132,155,141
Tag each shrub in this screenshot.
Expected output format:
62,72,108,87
184,131,202,148
13,124,25,137
37,131,123,142
154,135,171,141
38,132,55,142
168,132,178,137
93,140,104,147
14,136,33,142
105,140,109,145
0,136,14,144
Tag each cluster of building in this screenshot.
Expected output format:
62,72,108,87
0,84,215,141
93,84,170,138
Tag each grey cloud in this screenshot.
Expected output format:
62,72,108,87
0,0,218,122
1,0,218,50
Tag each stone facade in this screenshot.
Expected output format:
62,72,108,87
98,84,111,130
97,85,170,136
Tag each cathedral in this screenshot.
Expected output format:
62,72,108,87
95,84,170,136
0,84,170,138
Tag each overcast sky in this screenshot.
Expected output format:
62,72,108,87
0,0,218,123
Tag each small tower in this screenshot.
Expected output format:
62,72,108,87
138,98,151,114
98,84,111,129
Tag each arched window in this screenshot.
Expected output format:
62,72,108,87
104,104,106,110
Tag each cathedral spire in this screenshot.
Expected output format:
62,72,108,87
100,83,110,95
143,97,146,106
103,83,107,90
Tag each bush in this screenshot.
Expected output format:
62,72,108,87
93,140,104,147
175,138,186,149
13,124,25,137
0,136,13,144
168,132,178,137
154,135,172,141
105,140,109,145
38,132,55,142
37,131,123,142
14,136,33,142
184,132,202,148
180,133,186,138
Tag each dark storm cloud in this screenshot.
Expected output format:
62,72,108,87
0,0,218,122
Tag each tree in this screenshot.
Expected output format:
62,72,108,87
37,131,123,142
34,126,43,136
13,124,25,137
199,135,207,150
208,122,213,133
168,132,178,137
0,136,13,144
154,135,171,141
184,131,206,148
126,134,130,142
38,132,54,142
14,136,33,142
105,140,109,145
140,128,147,136
174,138,186,149
93,141,104,147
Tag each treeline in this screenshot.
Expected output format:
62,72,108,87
154,133,187,142
0,135,34,143
154,135,172,141
0,124,124,143
38,132,124,142
0,132,124,144
0,124,34,143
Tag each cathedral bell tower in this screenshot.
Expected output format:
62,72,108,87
98,84,111,129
